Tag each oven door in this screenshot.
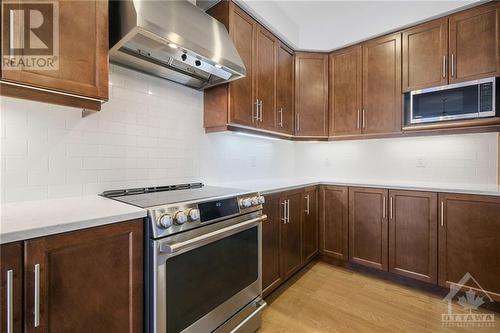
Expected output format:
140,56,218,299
152,212,265,333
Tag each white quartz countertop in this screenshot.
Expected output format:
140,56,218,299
0,195,146,244
209,178,500,197
2,178,498,244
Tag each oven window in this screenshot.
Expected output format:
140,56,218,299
412,84,478,121
165,227,258,333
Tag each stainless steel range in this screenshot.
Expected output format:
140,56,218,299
102,183,267,333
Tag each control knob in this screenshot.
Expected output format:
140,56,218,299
240,198,252,208
251,196,259,206
157,214,173,229
258,195,265,204
187,208,200,221
174,211,188,225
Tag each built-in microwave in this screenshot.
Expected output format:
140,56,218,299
405,77,497,125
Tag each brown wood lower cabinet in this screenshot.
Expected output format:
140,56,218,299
319,185,348,260
302,187,318,262
388,190,438,283
262,186,319,297
1,242,23,333
438,193,500,300
22,220,143,333
261,193,282,296
349,187,388,271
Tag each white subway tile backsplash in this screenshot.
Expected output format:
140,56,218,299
1,65,498,203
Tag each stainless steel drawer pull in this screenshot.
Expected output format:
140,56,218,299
7,270,13,333
441,201,444,227
282,201,287,224
389,197,393,220
382,196,386,218
305,195,310,215
34,264,40,327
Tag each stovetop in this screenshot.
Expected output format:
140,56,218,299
102,183,249,208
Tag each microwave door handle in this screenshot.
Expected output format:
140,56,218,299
159,215,267,254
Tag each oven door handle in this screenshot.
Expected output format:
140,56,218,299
159,215,267,254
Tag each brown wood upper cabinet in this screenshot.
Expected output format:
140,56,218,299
319,185,348,261
255,26,277,131
329,46,362,137
276,43,295,135
388,190,438,284
449,2,500,83
403,2,500,91
362,33,402,135
402,18,448,92
349,187,388,271
438,193,500,300
295,53,329,137
1,242,23,333
23,220,143,333
302,187,318,262
205,1,292,135
0,0,108,111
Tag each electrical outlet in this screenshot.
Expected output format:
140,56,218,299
416,156,426,168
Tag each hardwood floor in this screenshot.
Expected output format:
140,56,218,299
260,261,497,332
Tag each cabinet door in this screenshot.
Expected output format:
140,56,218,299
349,187,388,271
302,187,318,262
295,53,329,137
24,220,143,333
439,193,500,300
402,19,448,92
261,193,282,297
1,0,108,100
255,26,276,131
319,186,348,261
1,242,23,333
228,5,256,127
449,2,500,83
281,190,303,278
388,190,437,283
362,33,402,135
329,46,362,136
276,43,294,135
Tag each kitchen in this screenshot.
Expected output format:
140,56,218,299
0,0,499,332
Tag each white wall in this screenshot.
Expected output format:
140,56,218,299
295,133,498,190
0,65,295,202
0,65,498,203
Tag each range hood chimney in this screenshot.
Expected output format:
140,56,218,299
109,0,246,90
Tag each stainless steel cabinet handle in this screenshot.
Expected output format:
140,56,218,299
296,113,300,132
34,264,40,327
362,109,366,129
440,201,444,227
253,99,259,122
382,196,386,218
7,270,13,333
286,200,290,224
259,100,263,122
357,109,360,129
389,197,393,219
305,195,310,215
451,54,455,78
278,108,283,127
442,55,446,78
281,201,287,224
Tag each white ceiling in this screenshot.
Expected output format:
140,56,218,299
234,0,483,51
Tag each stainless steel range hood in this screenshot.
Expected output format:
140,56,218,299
109,0,246,90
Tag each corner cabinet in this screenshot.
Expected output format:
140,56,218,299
438,193,500,300
319,185,348,261
0,0,108,111
294,53,329,138
0,219,143,333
